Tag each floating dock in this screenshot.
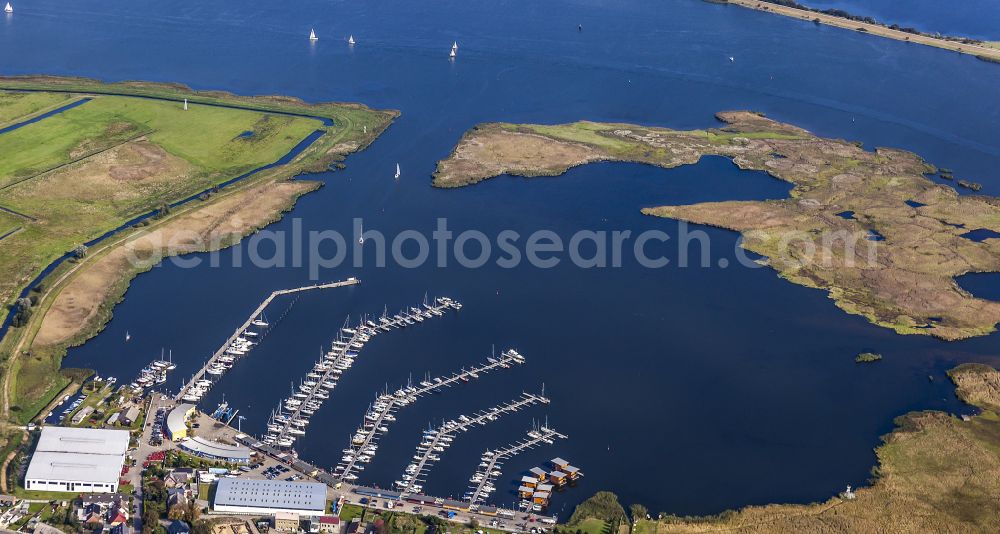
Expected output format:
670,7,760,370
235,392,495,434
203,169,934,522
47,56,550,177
335,348,526,482
397,391,550,494
465,425,567,505
174,278,360,403
266,296,462,450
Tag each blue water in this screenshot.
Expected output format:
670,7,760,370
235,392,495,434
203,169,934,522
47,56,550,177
958,273,1000,302
801,0,1000,41
960,228,1000,242
3,0,1000,517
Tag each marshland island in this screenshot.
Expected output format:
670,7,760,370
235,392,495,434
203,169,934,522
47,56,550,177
433,113,1000,340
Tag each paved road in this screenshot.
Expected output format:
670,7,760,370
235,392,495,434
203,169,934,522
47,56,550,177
133,396,553,532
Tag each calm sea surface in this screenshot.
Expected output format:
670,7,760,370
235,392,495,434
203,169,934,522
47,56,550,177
4,0,1000,516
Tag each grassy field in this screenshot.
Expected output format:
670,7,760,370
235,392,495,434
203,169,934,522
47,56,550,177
575,518,614,534
12,486,80,501
0,75,398,425
0,98,150,189
0,211,21,237
0,93,322,312
0,92,74,127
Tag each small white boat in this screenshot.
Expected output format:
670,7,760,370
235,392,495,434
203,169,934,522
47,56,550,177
449,47,456,59
394,163,401,179
348,35,355,45
309,29,318,41
4,3,12,14
125,331,130,342
452,41,458,51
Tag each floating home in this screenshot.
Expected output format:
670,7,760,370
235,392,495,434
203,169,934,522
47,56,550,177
563,465,582,480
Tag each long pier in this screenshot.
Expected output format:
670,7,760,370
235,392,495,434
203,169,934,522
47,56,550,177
335,349,526,482
268,326,364,448
175,278,360,402
465,426,567,505
268,297,462,450
399,391,550,494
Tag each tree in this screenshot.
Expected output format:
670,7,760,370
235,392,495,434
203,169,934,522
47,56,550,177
630,504,649,522
73,244,89,259
168,505,186,521
184,503,201,523
11,298,32,327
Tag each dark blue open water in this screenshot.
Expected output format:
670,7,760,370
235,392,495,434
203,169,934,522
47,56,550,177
4,0,1000,517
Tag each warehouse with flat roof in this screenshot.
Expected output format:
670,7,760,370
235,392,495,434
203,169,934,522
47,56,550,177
24,427,129,493
213,478,327,516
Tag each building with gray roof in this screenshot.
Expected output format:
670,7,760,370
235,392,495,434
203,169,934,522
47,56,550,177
213,478,326,516
25,427,129,493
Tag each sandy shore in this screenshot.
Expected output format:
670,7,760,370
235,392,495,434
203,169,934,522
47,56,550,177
725,0,1000,63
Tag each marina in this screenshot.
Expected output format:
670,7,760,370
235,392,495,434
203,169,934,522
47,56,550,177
464,425,568,506
126,351,176,392
30,0,996,517
265,296,462,450
335,348,527,483
175,279,360,403
397,391,551,494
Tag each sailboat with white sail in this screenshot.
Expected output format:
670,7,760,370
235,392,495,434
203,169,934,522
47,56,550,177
309,29,318,41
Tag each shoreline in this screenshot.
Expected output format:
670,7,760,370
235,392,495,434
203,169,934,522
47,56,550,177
433,117,1000,341
722,0,1000,63
0,76,399,425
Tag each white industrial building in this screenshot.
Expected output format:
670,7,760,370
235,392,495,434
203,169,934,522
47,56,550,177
213,478,327,516
24,427,130,493
179,436,252,463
